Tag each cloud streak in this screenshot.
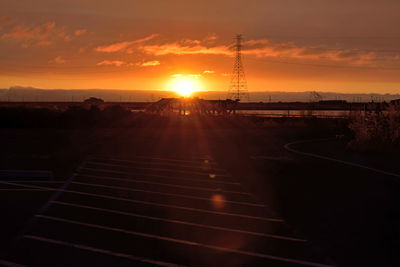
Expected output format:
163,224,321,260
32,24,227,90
141,43,231,56
242,39,377,65
93,34,380,66
139,60,160,67
137,37,378,65
96,60,126,67
95,34,159,53
74,29,87,36
203,70,215,74
49,56,66,64
1,21,87,47
2,22,56,41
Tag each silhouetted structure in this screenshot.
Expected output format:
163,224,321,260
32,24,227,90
228,34,249,101
146,98,238,116
84,97,104,105
390,99,400,105
310,91,323,102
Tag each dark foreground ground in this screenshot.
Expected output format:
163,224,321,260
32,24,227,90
0,114,399,266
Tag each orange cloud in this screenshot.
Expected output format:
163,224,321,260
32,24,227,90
74,29,87,36
95,41,134,53
96,60,126,67
242,39,377,65
181,39,201,45
138,37,377,66
139,60,160,67
2,22,56,41
95,33,159,53
203,70,215,74
49,56,66,64
96,59,160,67
95,34,376,66
141,43,231,56
1,21,86,47
204,33,217,42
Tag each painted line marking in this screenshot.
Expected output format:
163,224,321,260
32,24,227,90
0,188,53,192
35,215,331,267
251,156,293,161
88,158,225,172
52,200,305,242
0,181,282,222
23,235,182,267
82,162,233,178
79,168,241,185
0,259,26,267
284,139,400,180
0,180,64,183
0,181,59,190
4,167,82,256
70,181,264,207
86,160,226,175
75,173,252,196
91,155,216,166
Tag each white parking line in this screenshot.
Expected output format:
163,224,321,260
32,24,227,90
0,181,282,222
52,200,305,242
75,173,252,196
79,168,241,185
2,180,65,183
0,181,59,190
88,158,225,172
23,235,182,267
251,156,293,161
0,189,52,192
82,163,233,178
85,160,227,176
35,215,331,267
91,155,216,166
70,181,264,207
3,170,80,252
0,259,25,267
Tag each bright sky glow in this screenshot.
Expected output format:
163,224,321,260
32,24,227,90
169,74,203,97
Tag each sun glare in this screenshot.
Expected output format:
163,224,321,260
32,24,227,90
169,74,202,97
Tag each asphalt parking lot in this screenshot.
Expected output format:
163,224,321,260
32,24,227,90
3,155,332,266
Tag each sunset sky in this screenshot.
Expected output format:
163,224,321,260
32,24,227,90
1,0,400,93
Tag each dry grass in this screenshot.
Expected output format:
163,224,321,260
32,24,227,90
348,103,400,152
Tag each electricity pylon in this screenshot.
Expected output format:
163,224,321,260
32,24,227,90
228,34,249,101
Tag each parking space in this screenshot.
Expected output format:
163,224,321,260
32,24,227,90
5,156,332,266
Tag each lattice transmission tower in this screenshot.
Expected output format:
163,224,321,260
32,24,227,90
228,34,249,101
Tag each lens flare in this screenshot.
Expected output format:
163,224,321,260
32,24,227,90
211,194,226,209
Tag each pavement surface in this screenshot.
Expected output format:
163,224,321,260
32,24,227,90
1,119,399,266
2,155,333,266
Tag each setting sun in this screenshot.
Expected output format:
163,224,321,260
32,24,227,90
169,74,202,97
